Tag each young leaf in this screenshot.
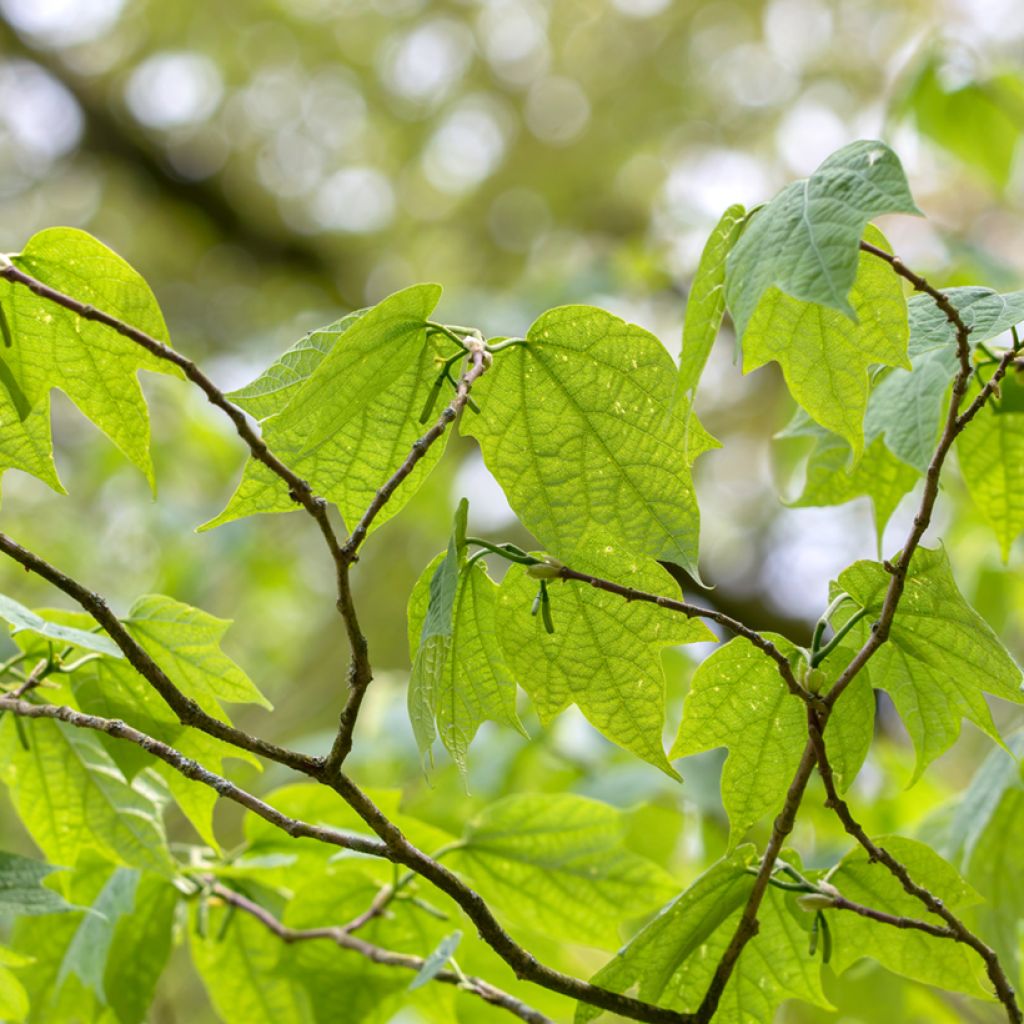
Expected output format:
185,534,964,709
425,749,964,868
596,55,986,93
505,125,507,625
496,543,713,776
408,535,526,775
447,793,679,949
789,431,918,546
834,547,1024,780
579,852,830,1022
957,385,1024,560
125,594,271,712
675,203,747,401
671,635,805,845
190,906,314,1024
463,306,716,575
202,284,446,535
0,227,180,488
408,931,461,990
0,593,122,658
56,868,138,1001
741,226,910,458
0,851,77,917
828,836,988,997
726,140,920,341
0,717,174,874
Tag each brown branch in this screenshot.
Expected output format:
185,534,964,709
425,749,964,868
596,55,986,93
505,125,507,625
0,697,385,858
828,894,954,939
555,566,809,700
324,346,490,775
0,531,318,774
208,882,556,1024
809,714,1021,1023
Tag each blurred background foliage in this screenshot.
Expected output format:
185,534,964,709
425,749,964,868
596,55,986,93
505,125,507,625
1,0,1023,1021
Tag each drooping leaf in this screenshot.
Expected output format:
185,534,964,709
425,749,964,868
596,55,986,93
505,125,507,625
202,285,446,534
789,430,918,546
741,226,910,457
828,836,987,997
0,227,179,487
834,547,1024,781
495,543,713,776
447,793,679,949
671,635,805,845
407,526,526,774
0,593,122,659
579,850,830,1022
725,140,920,341
957,384,1024,560
676,204,747,400
0,717,174,875
56,868,138,1001
226,310,365,420
190,906,314,1024
463,306,717,575
0,851,77,917
125,594,271,712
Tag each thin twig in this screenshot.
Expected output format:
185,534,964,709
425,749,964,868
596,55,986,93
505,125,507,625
0,697,385,858
208,882,556,1024
322,346,490,776
828,895,954,939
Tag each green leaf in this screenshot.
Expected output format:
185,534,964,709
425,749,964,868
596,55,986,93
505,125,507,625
0,391,62,496
190,906,313,1024
407,534,526,775
0,593,122,658
0,944,30,1022
957,386,1024,560
202,285,445,534
742,226,910,457
820,670,875,795
899,57,1024,189
496,543,713,776
0,851,77,916
408,931,461,990
580,851,830,1022
56,868,138,1001
908,287,1024,350
0,228,179,488
676,204,747,401
463,305,716,575
726,140,919,341
671,635,805,846
834,547,1024,781
828,836,988,997
125,594,271,712
226,310,365,420
448,793,679,949
0,717,174,874
789,430,918,546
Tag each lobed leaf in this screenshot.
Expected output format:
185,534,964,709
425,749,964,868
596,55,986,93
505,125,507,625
726,140,919,341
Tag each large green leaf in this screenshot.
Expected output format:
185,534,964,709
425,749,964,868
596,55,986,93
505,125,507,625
191,907,313,1024
957,385,1024,560
407,523,526,775
125,594,271,712
580,850,830,1022
789,431,918,545
0,227,179,487
495,544,713,776
676,204,747,401
828,836,988,997
202,285,445,534
463,306,716,574
0,851,77,917
0,593,122,658
0,717,173,875
742,227,909,457
725,140,919,340
834,547,1023,780
671,635,805,845
447,793,679,949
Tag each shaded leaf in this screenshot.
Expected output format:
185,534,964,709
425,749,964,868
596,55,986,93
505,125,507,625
0,851,77,917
